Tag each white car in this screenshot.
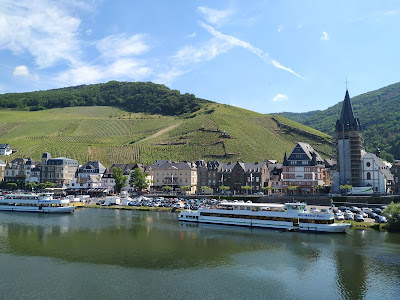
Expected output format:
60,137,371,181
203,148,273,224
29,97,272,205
335,213,345,221
344,211,354,220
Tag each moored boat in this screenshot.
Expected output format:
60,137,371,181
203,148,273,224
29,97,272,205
0,192,75,213
179,201,350,233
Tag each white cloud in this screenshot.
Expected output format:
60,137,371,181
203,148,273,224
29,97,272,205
56,58,152,86
155,67,187,85
197,6,233,25
172,38,231,65
13,65,30,77
272,93,288,102
13,65,39,80
384,10,399,16
199,21,304,79
0,0,82,68
187,32,197,38
277,24,284,33
96,34,149,60
321,31,329,40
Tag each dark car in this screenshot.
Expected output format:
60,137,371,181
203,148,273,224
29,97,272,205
375,215,388,223
96,199,105,205
373,208,382,214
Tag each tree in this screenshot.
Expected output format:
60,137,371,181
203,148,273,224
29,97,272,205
180,186,191,194
382,202,400,232
26,182,38,191
219,185,230,194
340,184,353,196
113,167,127,194
287,186,299,194
241,185,252,195
314,185,324,195
38,182,57,190
7,182,17,191
262,186,275,195
162,185,172,193
129,168,149,193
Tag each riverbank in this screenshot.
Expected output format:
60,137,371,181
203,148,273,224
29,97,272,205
339,220,387,231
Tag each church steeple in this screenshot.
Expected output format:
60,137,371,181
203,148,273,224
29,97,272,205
335,89,361,132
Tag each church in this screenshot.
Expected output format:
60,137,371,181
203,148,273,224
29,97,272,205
332,89,394,194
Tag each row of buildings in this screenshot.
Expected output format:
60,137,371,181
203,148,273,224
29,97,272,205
1,89,399,195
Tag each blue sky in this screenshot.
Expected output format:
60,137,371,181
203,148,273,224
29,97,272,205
1,0,400,113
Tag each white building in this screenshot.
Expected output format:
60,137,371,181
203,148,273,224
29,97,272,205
361,152,394,194
0,144,12,156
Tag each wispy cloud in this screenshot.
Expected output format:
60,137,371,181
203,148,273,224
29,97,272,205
321,31,329,40
0,0,82,68
384,10,399,16
272,93,288,102
197,6,233,26
277,24,284,33
199,21,304,79
96,34,150,60
186,32,197,38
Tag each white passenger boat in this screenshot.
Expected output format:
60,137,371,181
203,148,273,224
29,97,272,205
0,193,75,213
179,202,350,233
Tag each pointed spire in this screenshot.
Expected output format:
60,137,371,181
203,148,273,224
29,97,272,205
336,89,361,132
283,152,288,166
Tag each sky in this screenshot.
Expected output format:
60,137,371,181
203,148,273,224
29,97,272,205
1,0,400,114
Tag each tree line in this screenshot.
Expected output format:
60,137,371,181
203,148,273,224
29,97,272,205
0,81,209,116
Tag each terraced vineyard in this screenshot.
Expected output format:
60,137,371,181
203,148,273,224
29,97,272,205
0,105,332,166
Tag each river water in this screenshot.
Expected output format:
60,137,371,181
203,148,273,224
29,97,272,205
0,208,399,300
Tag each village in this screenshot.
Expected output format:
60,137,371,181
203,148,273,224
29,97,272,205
1,91,400,198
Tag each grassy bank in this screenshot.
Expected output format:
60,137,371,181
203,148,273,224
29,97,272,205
338,220,387,231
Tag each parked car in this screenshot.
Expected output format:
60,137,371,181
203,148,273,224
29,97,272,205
350,206,360,213
355,214,365,222
339,206,348,211
344,211,354,220
361,207,373,214
375,215,388,223
96,199,105,205
369,212,378,219
321,208,329,213
328,193,341,197
335,213,345,221
373,208,382,214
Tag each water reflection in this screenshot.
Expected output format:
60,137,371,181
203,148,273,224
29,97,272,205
0,209,399,300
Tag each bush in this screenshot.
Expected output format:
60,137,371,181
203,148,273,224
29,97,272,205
382,202,400,232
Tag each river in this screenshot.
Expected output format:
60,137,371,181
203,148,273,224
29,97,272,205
0,208,399,300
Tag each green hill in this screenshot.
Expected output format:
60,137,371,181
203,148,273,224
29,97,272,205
0,81,207,116
277,82,400,161
0,104,332,166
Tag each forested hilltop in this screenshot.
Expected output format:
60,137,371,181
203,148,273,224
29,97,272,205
277,82,400,162
0,81,209,116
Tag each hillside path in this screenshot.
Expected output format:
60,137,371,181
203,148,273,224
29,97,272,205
139,121,182,142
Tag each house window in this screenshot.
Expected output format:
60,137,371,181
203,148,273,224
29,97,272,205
367,172,371,180
366,162,371,167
